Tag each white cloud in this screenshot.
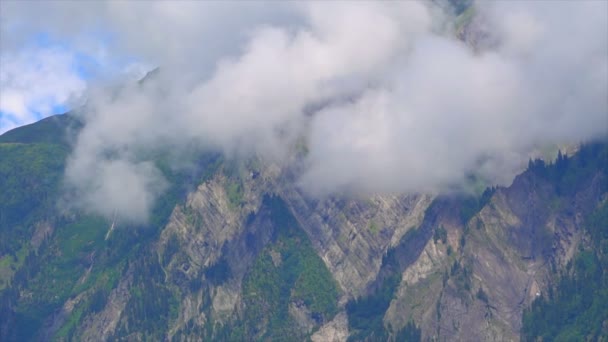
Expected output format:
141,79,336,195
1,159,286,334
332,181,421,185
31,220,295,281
0,48,86,132
2,0,606,221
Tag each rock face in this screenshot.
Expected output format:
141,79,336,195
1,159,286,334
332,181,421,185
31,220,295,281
1,125,605,342
281,187,434,299
42,145,604,342
383,164,605,341
311,311,349,342
158,163,280,336
79,271,133,341
135,158,435,340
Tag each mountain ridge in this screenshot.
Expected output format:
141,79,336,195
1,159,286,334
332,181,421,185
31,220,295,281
0,114,606,341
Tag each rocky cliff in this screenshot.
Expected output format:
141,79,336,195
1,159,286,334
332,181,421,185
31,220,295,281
0,114,606,341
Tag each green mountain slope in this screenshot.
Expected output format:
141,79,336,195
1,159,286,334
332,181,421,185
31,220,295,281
0,115,220,340
0,115,606,341
0,113,81,146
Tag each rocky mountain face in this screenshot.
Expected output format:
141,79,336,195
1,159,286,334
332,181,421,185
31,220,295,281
0,113,606,341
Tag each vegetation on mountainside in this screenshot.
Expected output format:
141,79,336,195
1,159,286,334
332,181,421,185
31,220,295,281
395,320,422,342
0,143,68,255
0,116,222,340
347,193,494,341
0,113,81,146
522,202,608,341
526,143,607,197
114,249,179,340
346,141,607,341
346,271,402,341
4,215,119,341
0,115,340,341
521,142,608,341
458,186,496,225
226,179,244,209
346,225,428,341
0,142,69,293
433,225,448,244
1,113,606,340
231,196,340,341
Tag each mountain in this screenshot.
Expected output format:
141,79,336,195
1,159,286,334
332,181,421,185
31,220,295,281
0,114,606,341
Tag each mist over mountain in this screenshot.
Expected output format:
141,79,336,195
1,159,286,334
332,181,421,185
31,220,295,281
0,1,607,341
2,0,606,222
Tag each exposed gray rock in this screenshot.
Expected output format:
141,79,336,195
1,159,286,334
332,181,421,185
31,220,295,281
79,270,133,341
280,187,433,299
311,311,349,342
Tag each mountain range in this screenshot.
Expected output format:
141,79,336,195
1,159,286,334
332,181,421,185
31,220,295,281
0,112,606,341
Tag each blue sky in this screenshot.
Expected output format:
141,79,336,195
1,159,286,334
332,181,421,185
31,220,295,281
0,34,88,132
0,26,147,133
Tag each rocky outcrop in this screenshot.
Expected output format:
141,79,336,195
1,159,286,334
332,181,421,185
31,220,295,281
384,238,449,335
384,166,605,341
70,147,605,342
79,270,133,341
158,162,280,336
281,188,433,299
311,311,349,342
148,157,435,339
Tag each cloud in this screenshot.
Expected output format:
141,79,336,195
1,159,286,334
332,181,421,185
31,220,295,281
301,36,525,194
301,1,608,195
2,1,606,221
65,156,167,223
0,47,86,132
